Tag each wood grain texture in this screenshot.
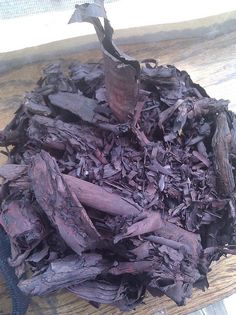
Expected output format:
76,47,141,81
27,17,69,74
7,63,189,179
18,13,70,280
1,28,236,314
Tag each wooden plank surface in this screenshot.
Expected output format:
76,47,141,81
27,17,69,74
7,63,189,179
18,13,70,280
1,28,236,315
1,256,236,315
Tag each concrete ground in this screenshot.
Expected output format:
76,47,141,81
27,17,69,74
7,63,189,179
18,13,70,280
1,0,236,52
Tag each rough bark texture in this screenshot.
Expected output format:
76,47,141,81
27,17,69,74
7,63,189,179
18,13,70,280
18,254,109,296
0,1,236,313
212,112,235,196
29,151,101,255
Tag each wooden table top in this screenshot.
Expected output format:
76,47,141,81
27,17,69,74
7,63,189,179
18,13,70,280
0,28,236,315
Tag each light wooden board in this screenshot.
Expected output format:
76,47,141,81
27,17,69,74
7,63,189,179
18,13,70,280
0,256,235,315
0,29,236,315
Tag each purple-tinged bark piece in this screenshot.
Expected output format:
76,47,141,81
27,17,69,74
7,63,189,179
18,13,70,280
69,277,145,311
212,112,235,196
0,164,27,181
29,150,101,255
0,105,28,146
64,174,140,216
0,197,46,252
28,115,103,152
114,211,202,261
1,164,141,217
69,1,140,122
18,254,109,296
109,260,155,275
48,92,106,123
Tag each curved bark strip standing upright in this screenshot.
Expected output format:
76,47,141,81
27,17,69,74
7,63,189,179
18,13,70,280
69,0,140,122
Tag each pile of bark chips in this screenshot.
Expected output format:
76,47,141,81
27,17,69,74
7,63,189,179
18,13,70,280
0,1,236,312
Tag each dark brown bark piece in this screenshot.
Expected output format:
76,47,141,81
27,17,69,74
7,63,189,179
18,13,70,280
230,113,236,155
0,198,46,252
158,99,185,128
212,112,235,196
69,280,124,305
159,280,191,306
69,278,145,311
113,212,163,243
144,235,191,254
103,50,139,122
69,1,140,122
0,163,141,217
109,260,155,275
28,114,103,152
29,151,101,255
188,98,229,119
48,92,105,123
114,211,201,261
0,106,28,146
18,254,109,296
24,100,52,116
64,174,140,216
0,164,27,181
